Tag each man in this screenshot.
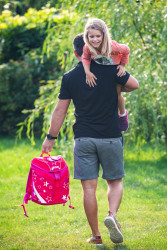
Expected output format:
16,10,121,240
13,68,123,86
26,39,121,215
42,34,139,245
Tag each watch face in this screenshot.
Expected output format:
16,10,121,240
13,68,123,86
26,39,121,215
47,134,52,139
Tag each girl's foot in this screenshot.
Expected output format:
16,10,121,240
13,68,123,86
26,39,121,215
119,110,129,131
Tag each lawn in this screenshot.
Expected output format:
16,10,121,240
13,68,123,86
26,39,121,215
0,138,167,249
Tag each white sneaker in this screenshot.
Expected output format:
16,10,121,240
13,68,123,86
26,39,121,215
104,212,123,243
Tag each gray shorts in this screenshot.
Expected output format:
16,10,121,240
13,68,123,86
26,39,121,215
73,137,125,180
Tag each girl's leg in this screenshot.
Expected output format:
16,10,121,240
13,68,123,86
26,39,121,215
116,84,125,115
116,84,128,131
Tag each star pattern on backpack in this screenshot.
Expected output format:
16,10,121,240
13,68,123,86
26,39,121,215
46,196,52,202
44,181,49,187
62,195,68,201
33,172,37,180
63,182,69,190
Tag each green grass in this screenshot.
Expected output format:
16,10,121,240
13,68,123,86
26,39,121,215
0,138,167,249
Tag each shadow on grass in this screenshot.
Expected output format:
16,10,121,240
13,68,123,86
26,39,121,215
95,244,128,250
114,245,129,250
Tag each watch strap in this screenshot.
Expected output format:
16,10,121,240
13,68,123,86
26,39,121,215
46,134,57,140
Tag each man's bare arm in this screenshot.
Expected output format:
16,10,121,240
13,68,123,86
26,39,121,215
121,75,139,92
42,99,71,153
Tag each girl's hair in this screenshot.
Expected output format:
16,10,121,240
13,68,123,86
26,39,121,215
84,18,111,56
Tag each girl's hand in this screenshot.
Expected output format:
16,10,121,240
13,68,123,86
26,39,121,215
86,72,97,87
117,64,126,77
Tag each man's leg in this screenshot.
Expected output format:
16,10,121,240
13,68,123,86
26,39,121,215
107,178,123,217
81,178,101,237
95,137,124,243
74,138,102,244
104,178,124,243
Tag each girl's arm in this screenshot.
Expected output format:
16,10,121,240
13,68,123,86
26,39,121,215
83,63,91,74
117,63,126,77
83,64,97,87
111,40,130,65
82,45,92,66
82,45,97,87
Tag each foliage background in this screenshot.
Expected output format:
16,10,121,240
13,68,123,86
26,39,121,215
0,0,166,148
0,2,167,249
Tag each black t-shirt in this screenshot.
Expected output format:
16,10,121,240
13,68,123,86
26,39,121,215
59,60,130,139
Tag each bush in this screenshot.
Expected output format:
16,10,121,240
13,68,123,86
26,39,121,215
0,60,37,134
0,7,74,135
0,49,62,135
0,1,57,15
0,26,46,63
0,8,53,64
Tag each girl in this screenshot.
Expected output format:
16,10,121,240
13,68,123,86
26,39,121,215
82,18,130,131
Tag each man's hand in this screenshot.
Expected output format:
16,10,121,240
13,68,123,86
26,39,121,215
42,138,55,154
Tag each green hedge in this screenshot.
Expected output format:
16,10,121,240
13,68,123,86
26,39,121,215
0,59,38,134
0,0,57,15
0,8,75,135
0,26,46,63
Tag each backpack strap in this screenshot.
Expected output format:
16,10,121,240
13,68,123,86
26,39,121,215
16,169,33,218
16,193,32,217
68,195,75,209
15,203,29,217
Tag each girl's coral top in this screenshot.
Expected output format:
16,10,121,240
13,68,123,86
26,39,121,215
82,40,130,66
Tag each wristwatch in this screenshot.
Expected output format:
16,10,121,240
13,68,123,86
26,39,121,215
46,134,57,140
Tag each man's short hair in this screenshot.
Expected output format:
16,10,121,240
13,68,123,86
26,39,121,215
73,33,85,57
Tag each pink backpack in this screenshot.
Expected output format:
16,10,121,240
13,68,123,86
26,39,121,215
17,154,74,217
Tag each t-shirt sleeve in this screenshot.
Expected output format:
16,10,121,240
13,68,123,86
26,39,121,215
115,70,130,86
58,75,71,99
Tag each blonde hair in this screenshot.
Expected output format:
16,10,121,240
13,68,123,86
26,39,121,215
84,18,111,57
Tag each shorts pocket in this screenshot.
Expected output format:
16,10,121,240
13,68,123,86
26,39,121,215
75,137,89,142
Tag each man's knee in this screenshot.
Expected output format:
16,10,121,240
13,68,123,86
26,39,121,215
81,178,98,192
107,178,123,186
